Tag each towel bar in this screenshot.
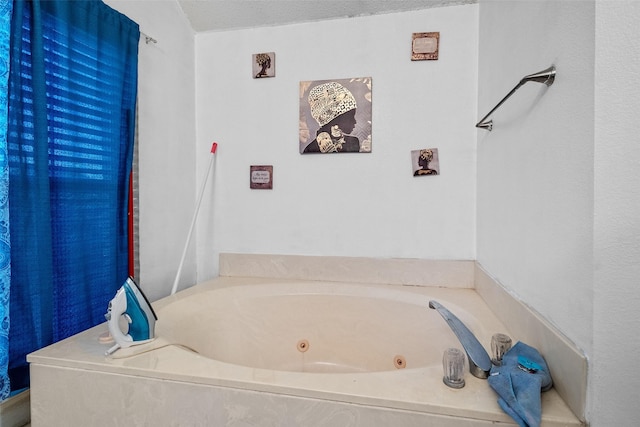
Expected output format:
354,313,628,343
476,65,556,131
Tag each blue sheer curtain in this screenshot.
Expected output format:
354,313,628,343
0,0,13,401
6,0,139,393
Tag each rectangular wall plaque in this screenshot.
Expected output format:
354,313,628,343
411,32,440,61
250,165,273,189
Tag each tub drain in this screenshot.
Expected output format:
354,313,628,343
394,355,407,369
297,339,310,353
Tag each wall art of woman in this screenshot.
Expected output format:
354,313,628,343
299,78,372,154
253,52,275,78
411,148,440,176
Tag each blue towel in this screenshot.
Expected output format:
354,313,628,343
487,342,553,427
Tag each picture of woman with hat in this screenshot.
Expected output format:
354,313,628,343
299,78,372,154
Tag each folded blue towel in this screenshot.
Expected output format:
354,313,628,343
488,341,553,427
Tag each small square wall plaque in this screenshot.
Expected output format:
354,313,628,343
250,165,273,189
411,32,439,61
411,148,440,176
252,52,275,78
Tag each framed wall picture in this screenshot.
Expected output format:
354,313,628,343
299,77,372,154
411,32,440,61
250,165,273,189
411,148,440,176
253,52,275,78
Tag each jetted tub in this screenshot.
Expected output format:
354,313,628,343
27,276,581,426
155,280,477,374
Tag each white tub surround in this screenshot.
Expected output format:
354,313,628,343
28,255,583,426
219,253,475,288
475,264,587,421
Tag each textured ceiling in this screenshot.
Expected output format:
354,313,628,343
178,0,475,33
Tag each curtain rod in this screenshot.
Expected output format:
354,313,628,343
141,31,157,45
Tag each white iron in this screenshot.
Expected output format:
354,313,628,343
104,276,157,356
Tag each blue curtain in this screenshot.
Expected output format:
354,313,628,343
0,0,12,401
6,0,139,392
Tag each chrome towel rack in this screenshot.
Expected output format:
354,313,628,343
476,65,556,131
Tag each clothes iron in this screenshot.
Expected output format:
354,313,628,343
104,276,157,356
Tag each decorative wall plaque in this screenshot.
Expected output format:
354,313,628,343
411,32,440,61
252,52,275,78
411,148,440,176
250,165,273,189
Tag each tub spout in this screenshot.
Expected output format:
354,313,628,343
429,300,492,379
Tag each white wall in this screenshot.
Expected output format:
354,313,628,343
593,2,640,425
478,0,640,424
105,0,197,301
477,0,594,356
194,5,479,281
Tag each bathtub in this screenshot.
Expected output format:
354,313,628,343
156,280,477,374
28,276,581,426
